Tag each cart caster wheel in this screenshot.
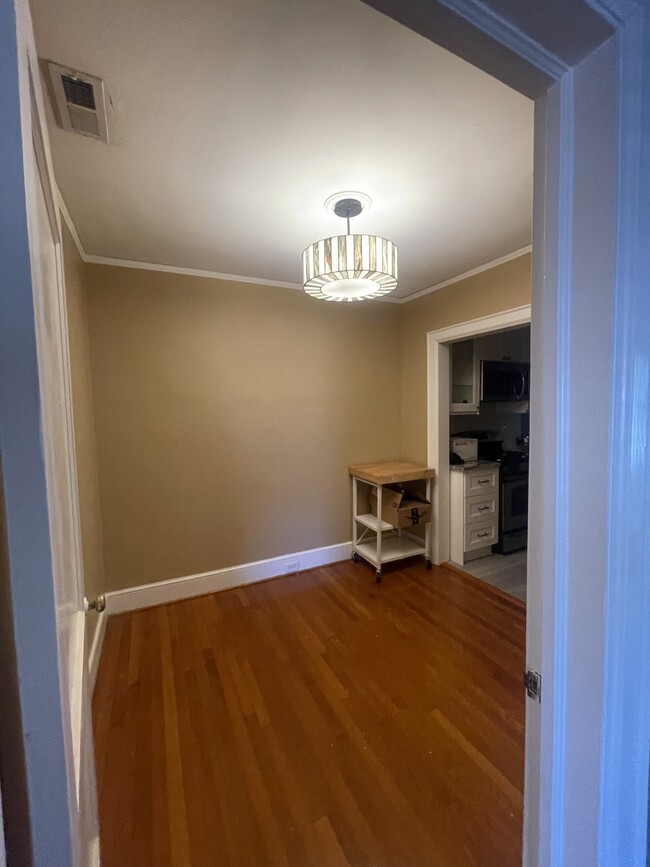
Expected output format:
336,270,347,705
352,551,360,563
426,559,432,570
375,571,382,584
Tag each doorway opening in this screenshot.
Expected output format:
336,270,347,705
427,306,531,578
447,322,531,602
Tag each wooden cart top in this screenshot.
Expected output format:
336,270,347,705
349,460,436,485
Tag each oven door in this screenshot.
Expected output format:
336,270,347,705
501,475,529,531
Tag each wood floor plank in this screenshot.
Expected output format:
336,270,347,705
95,560,525,866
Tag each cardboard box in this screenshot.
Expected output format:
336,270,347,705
370,485,431,529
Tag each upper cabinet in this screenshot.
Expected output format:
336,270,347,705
450,339,480,414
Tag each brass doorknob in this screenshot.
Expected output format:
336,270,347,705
85,594,106,613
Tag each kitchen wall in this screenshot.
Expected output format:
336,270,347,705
450,408,528,450
82,263,401,592
399,253,532,462
62,225,105,641
450,325,531,450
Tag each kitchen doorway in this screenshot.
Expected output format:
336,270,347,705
448,324,531,602
426,305,531,572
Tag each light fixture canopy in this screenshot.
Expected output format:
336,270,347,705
302,196,398,302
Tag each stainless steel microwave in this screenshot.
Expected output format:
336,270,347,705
480,360,530,402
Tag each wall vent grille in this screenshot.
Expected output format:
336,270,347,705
45,61,109,143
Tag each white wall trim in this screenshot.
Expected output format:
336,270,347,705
88,836,100,867
84,253,303,292
88,611,107,694
426,304,532,564
56,191,530,305
585,0,641,27
105,541,353,615
598,9,650,864
397,246,532,304
436,0,569,80
56,187,85,262
428,303,531,344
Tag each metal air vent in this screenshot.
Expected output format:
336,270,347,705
46,61,109,143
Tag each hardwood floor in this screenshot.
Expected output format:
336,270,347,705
93,560,525,867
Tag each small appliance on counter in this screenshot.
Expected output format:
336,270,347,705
450,437,478,465
455,429,504,462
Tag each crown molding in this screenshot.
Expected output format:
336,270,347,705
436,0,568,80
83,254,303,291
395,245,532,304
584,0,641,27
56,191,303,291
56,192,530,305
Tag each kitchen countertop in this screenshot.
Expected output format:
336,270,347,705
449,460,499,471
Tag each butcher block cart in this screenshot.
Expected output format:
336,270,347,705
349,461,435,583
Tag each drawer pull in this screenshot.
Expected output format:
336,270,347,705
477,531,491,538
477,479,490,484
477,505,490,511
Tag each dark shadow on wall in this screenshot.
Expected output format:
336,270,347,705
0,461,33,867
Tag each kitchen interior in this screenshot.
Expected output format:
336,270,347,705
448,325,530,602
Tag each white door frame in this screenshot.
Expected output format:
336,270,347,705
0,0,99,863
369,1,649,865
426,305,531,565
28,58,100,865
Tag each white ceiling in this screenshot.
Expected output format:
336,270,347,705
31,0,533,299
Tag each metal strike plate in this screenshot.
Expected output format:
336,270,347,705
523,669,541,701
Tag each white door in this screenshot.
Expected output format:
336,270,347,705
23,67,99,867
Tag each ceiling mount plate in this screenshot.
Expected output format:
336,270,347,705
324,190,372,216
333,198,363,219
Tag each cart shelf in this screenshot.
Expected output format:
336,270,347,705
349,460,435,583
354,536,426,567
355,513,394,532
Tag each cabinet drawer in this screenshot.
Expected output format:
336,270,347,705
464,466,498,496
465,493,497,524
464,519,497,551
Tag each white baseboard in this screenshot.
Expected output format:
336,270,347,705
104,541,353,615
88,610,107,693
88,836,100,867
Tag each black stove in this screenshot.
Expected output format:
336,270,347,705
498,450,529,479
493,450,529,554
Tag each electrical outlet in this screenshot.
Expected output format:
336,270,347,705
285,560,300,574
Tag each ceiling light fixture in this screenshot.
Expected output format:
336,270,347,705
302,195,398,302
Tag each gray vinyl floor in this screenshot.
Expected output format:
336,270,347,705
460,549,527,603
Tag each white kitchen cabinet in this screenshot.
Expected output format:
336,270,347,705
450,339,480,414
464,464,498,496
449,463,499,565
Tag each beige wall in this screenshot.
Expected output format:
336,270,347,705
64,251,531,594
62,226,105,635
399,253,532,462
84,265,401,591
